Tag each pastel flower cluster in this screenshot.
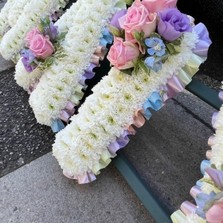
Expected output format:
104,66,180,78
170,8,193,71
29,0,124,126
171,92,223,222
53,18,211,183
20,19,58,73
0,0,67,61
15,0,83,92
107,0,192,73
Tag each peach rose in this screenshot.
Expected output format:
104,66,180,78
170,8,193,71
25,28,41,47
119,0,157,39
142,0,177,13
107,37,140,70
206,200,223,223
29,34,54,59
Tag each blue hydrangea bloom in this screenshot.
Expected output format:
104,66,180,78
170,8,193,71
144,56,162,72
145,37,166,57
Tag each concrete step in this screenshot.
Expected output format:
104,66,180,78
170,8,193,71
0,153,153,223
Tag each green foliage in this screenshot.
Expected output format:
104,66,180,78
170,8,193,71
108,25,124,38
133,58,150,75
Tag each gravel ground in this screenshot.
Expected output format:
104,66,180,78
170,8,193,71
0,68,54,177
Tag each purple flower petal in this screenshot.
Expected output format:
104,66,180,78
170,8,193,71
110,9,127,29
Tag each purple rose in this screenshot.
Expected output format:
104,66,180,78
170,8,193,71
110,9,127,29
20,49,36,72
44,22,58,41
158,8,192,41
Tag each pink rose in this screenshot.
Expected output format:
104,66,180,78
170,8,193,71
29,34,54,59
206,201,223,223
107,37,140,70
142,0,177,13
25,28,41,47
119,0,157,39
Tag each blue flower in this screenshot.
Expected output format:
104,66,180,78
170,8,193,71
144,56,162,72
145,37,166,57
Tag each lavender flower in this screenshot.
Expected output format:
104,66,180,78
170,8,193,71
158,8,192,41
20,49,36,72
110,9,127,29
44,22,58,41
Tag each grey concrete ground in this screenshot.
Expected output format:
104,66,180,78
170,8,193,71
0,153,152,223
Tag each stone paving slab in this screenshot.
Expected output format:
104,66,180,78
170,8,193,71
123,91,215,213
0,153,153,223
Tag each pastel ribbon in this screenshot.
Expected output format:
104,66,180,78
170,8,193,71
200,160,211,175
63,171,96,184
180,201,196,215
143,92,163,120
100,28,113,47
51,119,65,133
108,130,130,155
206,168,223,189
193,23,212,58
182,54,204,77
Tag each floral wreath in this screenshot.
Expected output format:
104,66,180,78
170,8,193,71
16,0,125,132
52,0,211,185
171,90,223,222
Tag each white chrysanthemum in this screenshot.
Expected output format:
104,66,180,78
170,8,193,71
212,107,223,129
30,0,120,126
53,32,205,178
7,0,29,27
0,0,67,60
0,0,16,36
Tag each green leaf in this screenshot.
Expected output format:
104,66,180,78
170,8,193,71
121,68,133,76
150,32,161,39
56,32,67,41
108,25,123,37
115,0,127,9
133,31,141,43
125,0,133,6
166,43,180,55
138,60,150,74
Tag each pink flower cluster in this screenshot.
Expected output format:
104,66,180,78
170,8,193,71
25,28,54,59
107,0,177,70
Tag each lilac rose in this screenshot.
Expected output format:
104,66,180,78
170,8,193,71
158,8,192,42
21,49,36,72
110,9,127,29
